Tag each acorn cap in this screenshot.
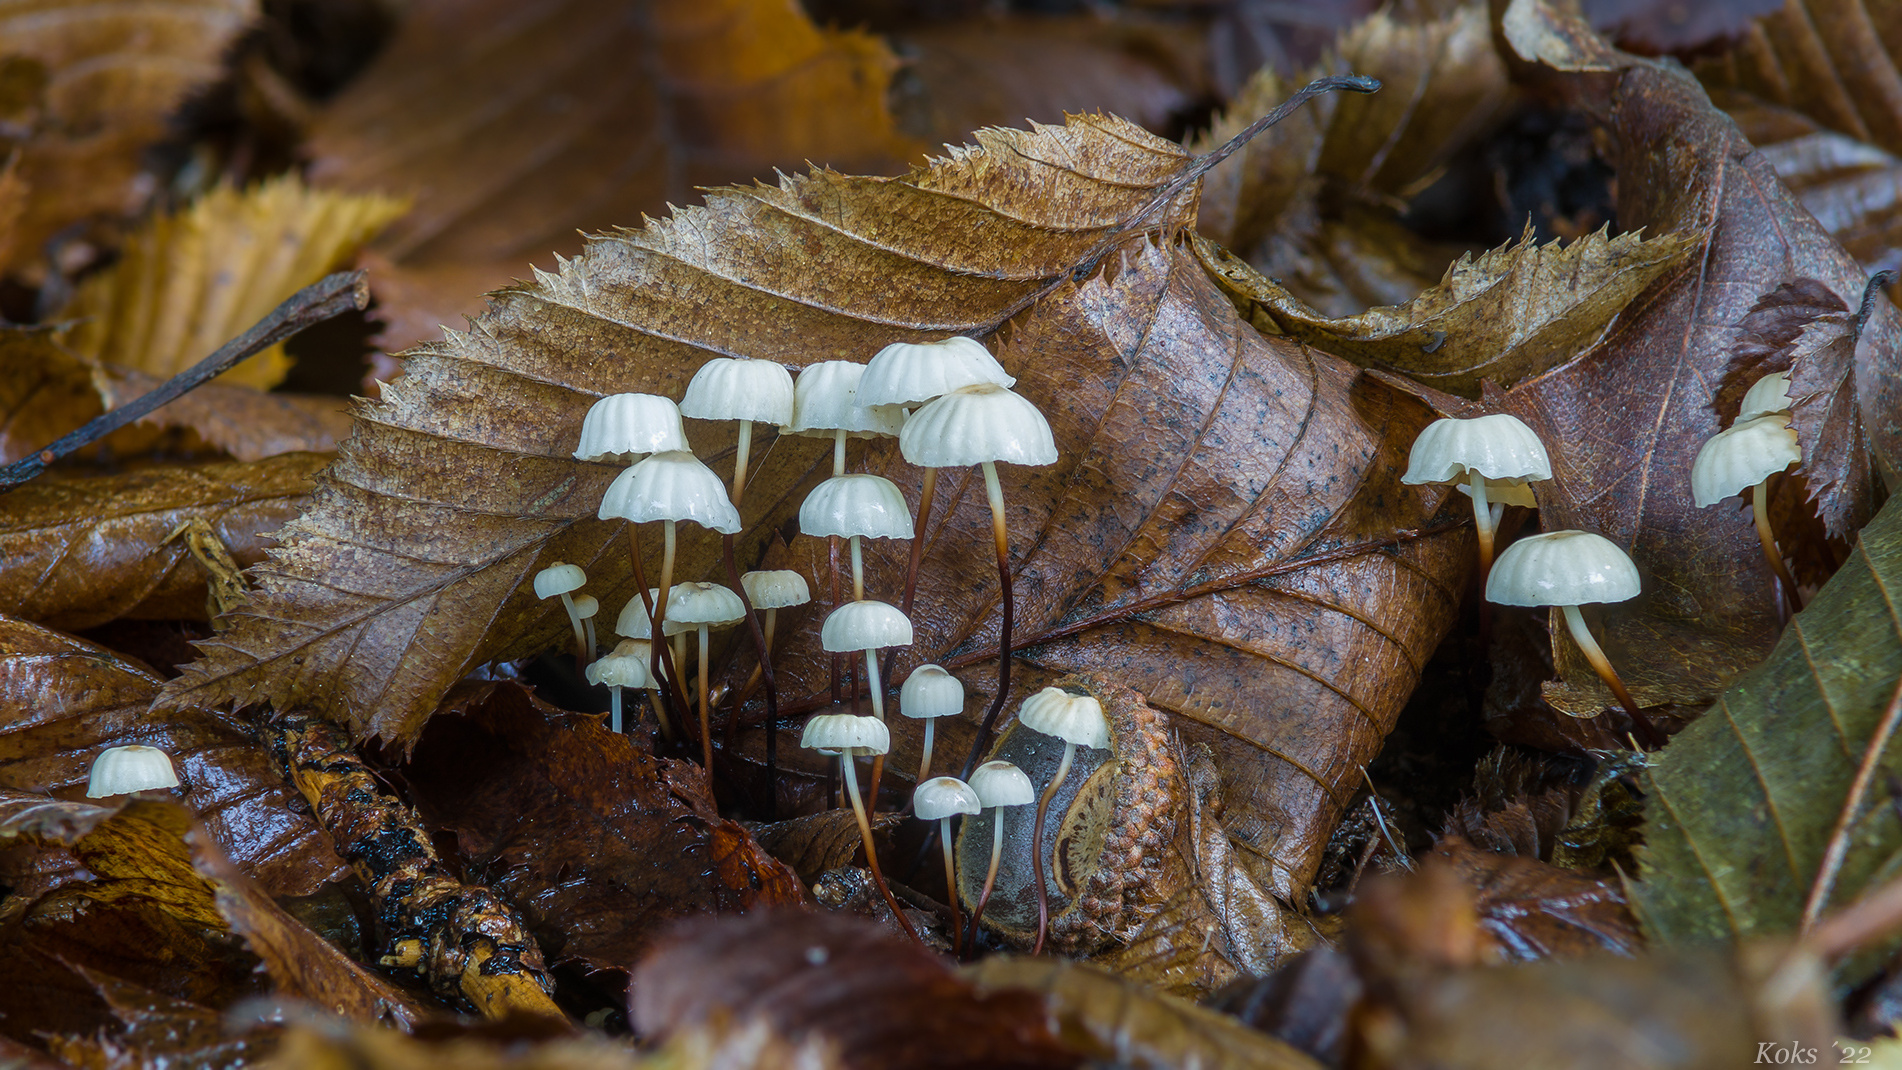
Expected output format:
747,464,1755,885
574,393,689,463
588,643,655,689
1738,371,1794,422
820,600,913,652
1485,530,1641,608
799,474,914,540
1402,414,1553,486
598,450,742,533
571,594,599,620
900,664,964,720
679,357,796,425
783,361,905,438
1457,480,1538,508
662,581,746,630
534,562,587,598
801,712,890,756
741,570,811,609
899,383,1057,469
1691,414,1802,506
86,745,180,797
615,589,665,638
913,776,983,820
1015,687,1109,749
968,760,1034,807
859,337,1016,407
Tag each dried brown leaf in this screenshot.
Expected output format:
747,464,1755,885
0,616,345,897
1694,0,1902,159
0,328,110,466
752,808,903,887
1429,836,1640,961
94,366,354,463
0,454,324,630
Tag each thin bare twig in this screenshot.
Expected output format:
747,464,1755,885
0,271,370,491
1802,673,1902,931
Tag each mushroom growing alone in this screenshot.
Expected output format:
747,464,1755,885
1402,414,1553,574
799,474,914,601
586,639,657,735
900,664,964,786
913,775,982,954
1014,686,1110,955
1691,412,1804,611
801,713,918,942
963,759,1034,955
533,562,591,667
86,745,180,797
899,383,1058,768
1486,530,1659,746
658,581,746,770
820,600,914,723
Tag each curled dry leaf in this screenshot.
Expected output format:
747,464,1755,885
0,453,324,630
306,0,918,351
1693,0,1902,159
752,808,903,887
57,176,407,390
631,910,1080,1070
0,616,345,897
93,366,354,463
1429,836,1639,962
0,0,257,275
399,681,802,975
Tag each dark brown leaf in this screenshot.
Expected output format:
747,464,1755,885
1429,836,1640,961
752,808,903,887
1694,0,1902,159
94,367,354,463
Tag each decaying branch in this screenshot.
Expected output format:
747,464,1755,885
271,711,562,1020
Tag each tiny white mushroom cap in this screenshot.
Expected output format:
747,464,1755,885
1486,530,1641,608
679,357,796,425
968,760,1034,808
900,665,964,720
859,337,1016,407
1015,687,1109,750
1738,371,1794,423
741,570,811,609
599,450,742,533
913,776,982,820
821,600,913,652
571,594,599,620
1691,415,1802,507
588,640,656,689
801,713,890,756
615,589,665,638
799,474,915,540
86,745,180,797
534,563,587,598
1402,414,1553,486
783,361,905,438
662,582,746,632
899,383,1057,469
575,394,689,463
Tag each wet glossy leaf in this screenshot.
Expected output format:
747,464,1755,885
1430,836,1639,961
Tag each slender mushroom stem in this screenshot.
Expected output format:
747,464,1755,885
583,617,597,657
963,461,1015,776
902,468,937,617
721,538,779,820
864,651,888,721
647,691,671,738
732,419,754,503
965,809,1007,959
608,686,623,734
829,536,843,705
1559,604,1663,748
697,626,713,770
917,719,936,787
1753,479,1803,612
1468,470,1494,576
1029,742,1077,956
628,527,689,739
938,816,964,955
840,754,920,943
557,592,589,668
849,535,866,601
833,429,847,477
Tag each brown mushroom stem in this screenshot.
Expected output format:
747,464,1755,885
963,461,1015,776
939,816,964,956
902,468,937,616
696,625,714,771
647,690,672,738
1028,742,1077,956
964,809,1007,959
628,527,690,740
557,592,589,668
1559,604,1662,748
1754,480,1804,612
1469,470,1495,576
840,753,921,943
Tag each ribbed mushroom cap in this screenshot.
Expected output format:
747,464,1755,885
801,713,890,756
571,594,599,620
588,642,655,689
1015,687,1109,749
740,569,811,609
799,474,915,540
534,562,586,598
899,383,1057,468
968,760,1034,808
679,357,796,425
900,664,964,720
86,745,180,797
662,582,746,630
820,600,913,652
1738,371,1794,422
1486,530,1641,608
1402,414,1553,485
859,337,1016,407
615,589,664,638
914,776,983,820
574,393,689,462
1691,415,1802,506
598,451,742,532
783,361,905,438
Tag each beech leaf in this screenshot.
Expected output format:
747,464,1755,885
1694,0,1902,160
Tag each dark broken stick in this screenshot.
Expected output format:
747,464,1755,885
0,271,369,491
272,711,563,1020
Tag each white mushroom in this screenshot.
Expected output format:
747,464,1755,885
802,713,917,942
964,759,1035,949
573,393,689,464
913,775,982,955
821,600,914,723
1402,414,1553,574
900,664,964,787
740,570,811,658
661,582,746,770
86,745,180,797
587,638,658,735
534,562,591,666
799,474,914,600
782,360,905,476
679,357,796,507
1691,414,1804,609
1737,371,1793,423
1014,686,1109,954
